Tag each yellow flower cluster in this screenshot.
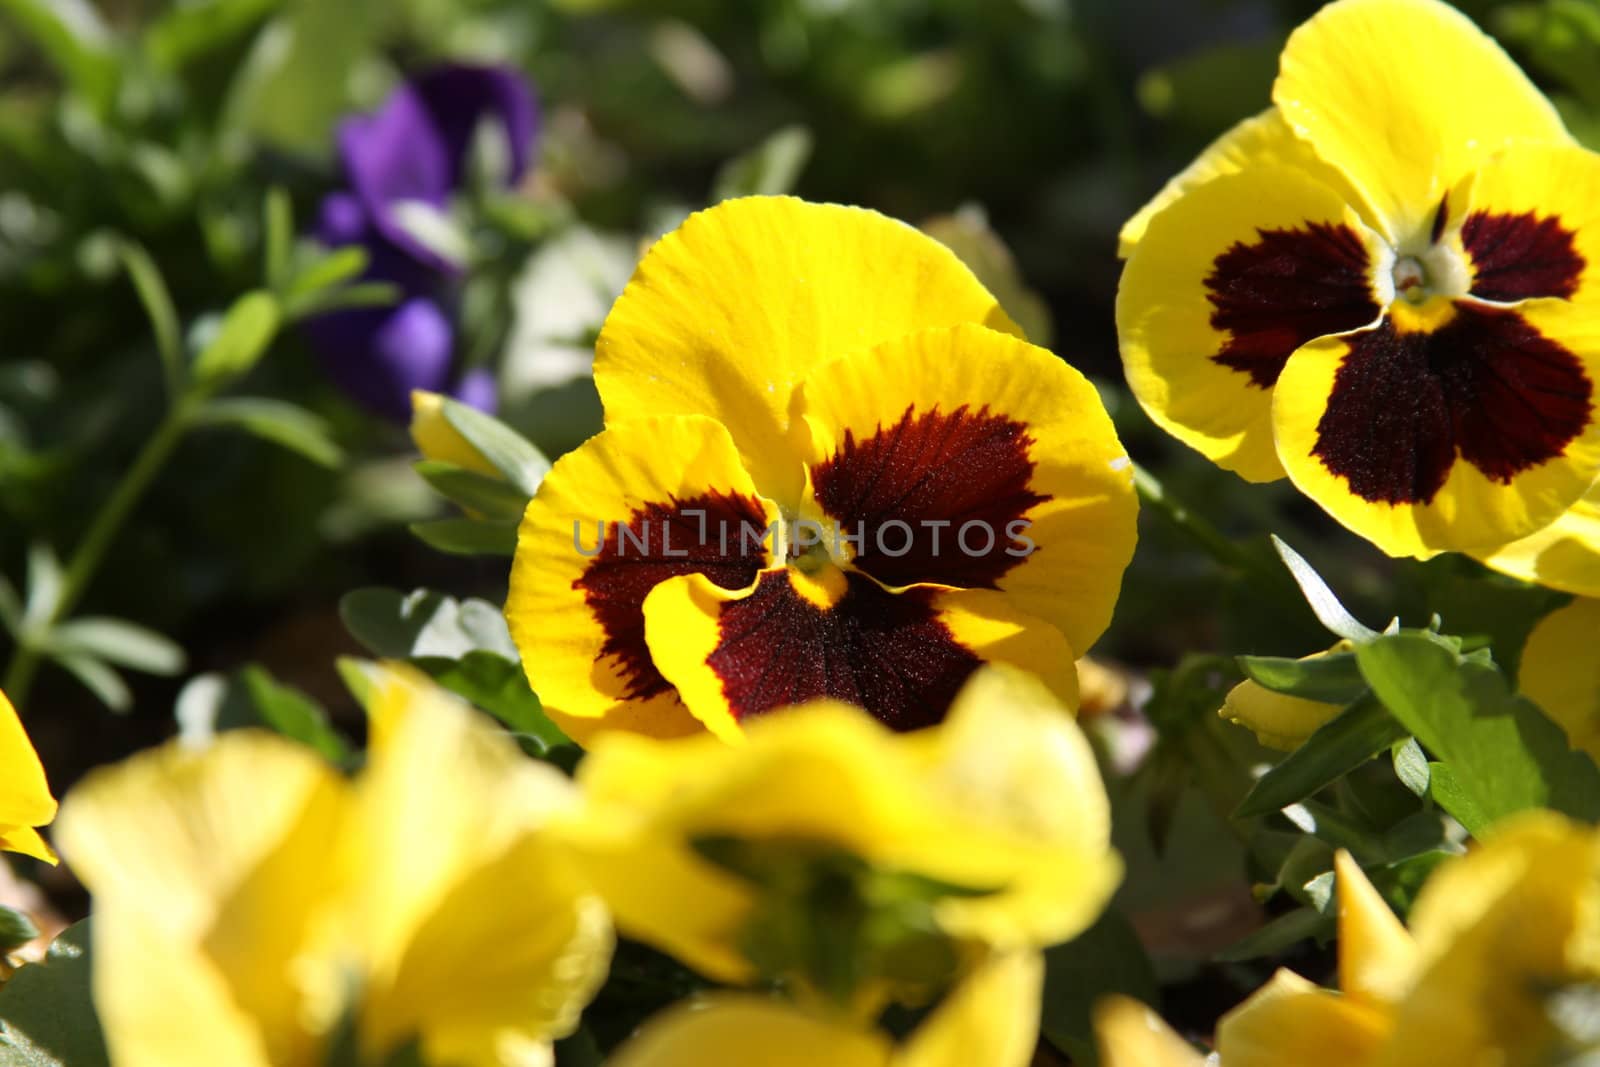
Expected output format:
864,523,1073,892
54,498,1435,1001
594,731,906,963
1096,812,1600,1066
44,663,1117,1066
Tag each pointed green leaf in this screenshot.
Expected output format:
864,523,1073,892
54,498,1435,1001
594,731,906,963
408,517,517,557
1236,649,1367,703
192,291,280,387
1234,695,1406,819
413,460,531,519
0,921,110,1067
1271,535,1378,642
437,397,550,496
194,397,342,467
48,617,184,676
110,240,183,397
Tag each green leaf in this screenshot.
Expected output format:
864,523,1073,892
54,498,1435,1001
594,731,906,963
47,617,184,676
1039,909,1159,1065
21,544,62,629
438,398,550,496
1356,633,1600,834
1236,649,1367,704
1271,535,1379,643
143,0,278,71
0,0,118,116
283,246,368,305
339,588,518,661
712,125,813,201
51,653,130,713
287,280,400,319
1216,906,1332,963
1392,738,1430,798
0,921,110,1067
238,666,348,762
262,186,293,292
408,517,518,557
0,908,38,955
413,461,532,519
413,650,568,754
110,240,183,398
1234,695,1407,819
192,292,281,387
193,397,342,467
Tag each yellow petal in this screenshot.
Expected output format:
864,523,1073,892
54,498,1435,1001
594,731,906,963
1334,851,1418,1007
1117,164,1387,483
506,413,780,744
1093,995,1207,1067
409,390,497,475
0,687,55,837
594,196,1020,503
1273,0,1571,244
54,732,349,1067
0,825,55,863
1217,969,1391,1067
1474,486,1600,596
1219,679,1342,751
1271,297,1600,558
1518,597,1600,761
349,667,609,1065
1375,812,1600,1066
895,951,1042,1067
605,993,892,1067
795,323,1138,657
1119,107,1370,257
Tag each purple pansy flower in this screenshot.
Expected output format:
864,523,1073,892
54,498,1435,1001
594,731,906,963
304,64,538,421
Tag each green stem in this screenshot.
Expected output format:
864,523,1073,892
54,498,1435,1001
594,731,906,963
3,407,190,707
1132,461,1253,571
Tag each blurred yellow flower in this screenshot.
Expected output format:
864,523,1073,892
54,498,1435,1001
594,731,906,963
0,686,56,863
1092,995,1205,1067
561,665,1119,995
608,950,1043,1067
55,665,610,1067
410,389,498,476
1520,597,1600,761
1217,813,1600,1066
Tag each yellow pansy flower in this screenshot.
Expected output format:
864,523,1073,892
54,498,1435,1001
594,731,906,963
410,388,498,476
0,687,56,863
1477,487,1600,597
1216,814,1600,1066
1092,996,1206,1067
54,666,611,1067
506,195,1138,744
1520,597,1600,761
1118,0,1600,559
561,666,1119,988
1218,642,1351,750
608,950,1042,1067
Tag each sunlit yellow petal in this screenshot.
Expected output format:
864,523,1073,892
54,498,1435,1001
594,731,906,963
0,825,54,863
0,687,55,840
1273,0,1571,244
594,196,1020,503
1474,488,1600,596
506,414,780,744
895,951,1042,1067
1519,598,1600,760
1093,995,1207,1067
1119,107,1370,257
606,993,892,1067
409,389,497,475
1334,851,1418,1007
1217,969,1391,1067
1117,164,1386,483
796,323,1137,657
1272,298,1600,558
1220,677,1342,751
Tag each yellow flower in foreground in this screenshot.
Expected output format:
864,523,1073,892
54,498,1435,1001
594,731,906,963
1118,0,1600,559
1216,813,1600,1066
608,950,1042,1067
1093,996,1205,1067
562,666,1119,988
55,666,610,1067
410,389,497,475
1478,488,1600,597
1520,597,1600,761
507,195,1137,745
0,687,56,862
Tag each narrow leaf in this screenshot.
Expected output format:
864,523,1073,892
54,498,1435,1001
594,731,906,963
194,397,342,467
409,517,517,557
1234,695,1406,818
192,291,280,386
414,460,532,519
51,653,131,713
48,617,184,676
438,397,550,496
1271,535,1378,642
1236,649,1366,703
111,240,183,397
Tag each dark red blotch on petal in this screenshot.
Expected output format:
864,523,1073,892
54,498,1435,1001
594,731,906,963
1461,210,1584,302
576,490,769,701
1312,305,1592,504
1206,222,1381,388
810,404,1044,590
708,570,980,731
